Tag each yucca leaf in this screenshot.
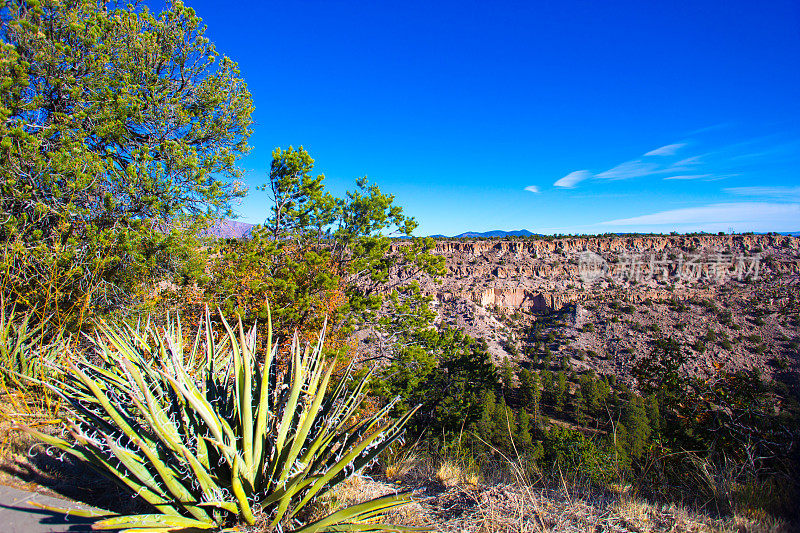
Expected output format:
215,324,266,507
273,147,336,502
28,500,114,518
252,302,274,475
276,360,337,487
265,332,304,489
67,433,181,516
197,501,238,513
289,420,395,519
92,514,215,530
159,371,229,455
69,364,158,451
294,493,427,533
230,454,255,525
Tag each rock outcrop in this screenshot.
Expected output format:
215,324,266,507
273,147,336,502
378,234,800,367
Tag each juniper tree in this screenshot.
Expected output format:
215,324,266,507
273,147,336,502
208,146,444,339
0,0,253,323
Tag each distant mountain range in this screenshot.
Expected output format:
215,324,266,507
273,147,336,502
430,230,538,238
203,221,800,240
203,221,541,240
202,220,256,239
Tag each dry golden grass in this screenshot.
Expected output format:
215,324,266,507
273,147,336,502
435,461,462,488
325,476,433,530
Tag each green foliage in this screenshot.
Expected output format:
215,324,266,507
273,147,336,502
203,146,444,339
554,371,567,413
0,0,253,322
573,388,587,426
519,368,541,420
20,309,422,531
634,335,797,488
621,394,651,461
542,426,615,485
476,391,518,453
541,370,553,404
516,409,534,450
373,327,497,440
645,394,661,435
500,356,514,394
0,299,61,391
634,338,685,409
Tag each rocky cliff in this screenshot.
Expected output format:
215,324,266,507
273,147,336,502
378,234,800,381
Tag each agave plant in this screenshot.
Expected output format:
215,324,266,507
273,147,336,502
0,299,61,392
20,308,424,532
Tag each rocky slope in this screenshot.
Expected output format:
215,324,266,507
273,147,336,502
383,234,800,385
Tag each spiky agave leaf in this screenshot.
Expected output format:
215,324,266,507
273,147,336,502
18,306,428,532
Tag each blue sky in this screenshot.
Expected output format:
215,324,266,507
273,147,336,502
183,0,800,235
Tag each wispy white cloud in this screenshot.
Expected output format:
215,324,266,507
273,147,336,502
730,140,800,162
595,159,659,180
725,186,800,198
644,143,686,156
524,185,541,193
554,170,591,188
685,123,731,136
673,155,704,167
663,174,713,181
601,202,800,227
554,131,798,191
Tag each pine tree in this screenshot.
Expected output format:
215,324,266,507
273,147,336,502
541,370,554,407
543,346,553,368
555,371,568,413
646,394,661,436
477,390,497,443
519,368,534,404
501,356,515,395
528,371,542,422
517,409,534,450
581,373,600,413
491,397,517,450
613,421,631,469
623,394,651,461
595,377,611,413
573,389,587,426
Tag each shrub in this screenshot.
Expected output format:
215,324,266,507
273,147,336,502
771,357,789,371
19,309,420,531
692,340,707,353
542,426,615,484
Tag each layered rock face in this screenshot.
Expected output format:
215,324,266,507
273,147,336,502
381,234,800,372
401,234,796,313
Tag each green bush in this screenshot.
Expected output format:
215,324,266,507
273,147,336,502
542,426,616,484
20,309,420,532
